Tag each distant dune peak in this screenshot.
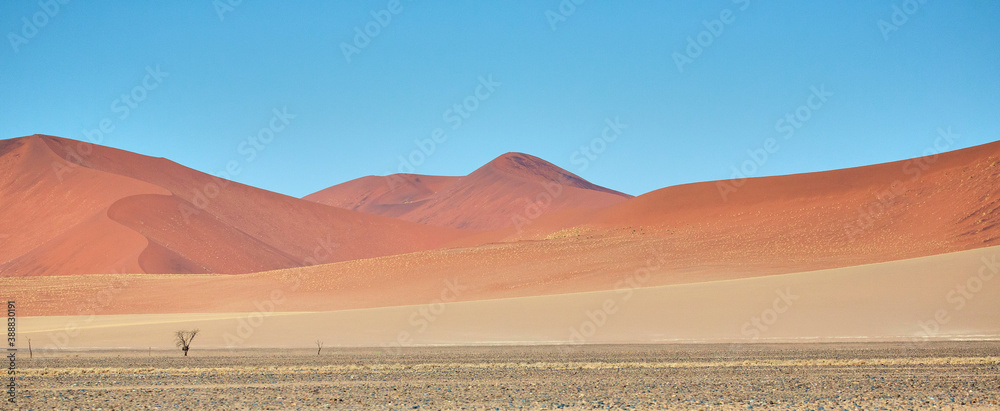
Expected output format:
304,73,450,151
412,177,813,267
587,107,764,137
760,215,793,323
485,152,576,180
304,151,633,230
480,152,632,198
487,152,545,167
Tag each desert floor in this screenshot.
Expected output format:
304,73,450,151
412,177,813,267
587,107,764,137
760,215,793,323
9,342,1000,410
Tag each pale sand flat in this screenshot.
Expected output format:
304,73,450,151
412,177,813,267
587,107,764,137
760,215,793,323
17,245,1000,350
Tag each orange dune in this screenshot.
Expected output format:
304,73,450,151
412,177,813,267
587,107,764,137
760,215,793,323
450,140,1000,277
574,139,1000,267
0,137,169,276
304,152,633,230
0,135,468,276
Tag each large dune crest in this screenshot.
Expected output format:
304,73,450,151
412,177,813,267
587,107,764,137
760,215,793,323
0,135,467,276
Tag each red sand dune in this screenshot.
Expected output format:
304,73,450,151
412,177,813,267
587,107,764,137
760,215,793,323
576,139,1000,268
304,152,633,230
0,135,466,276
4,140,998,316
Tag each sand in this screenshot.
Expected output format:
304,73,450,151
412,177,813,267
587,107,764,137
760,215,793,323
306,152,633,230
303,173,461,218
0,135,466,275
11,245,998,350
3,135,999,408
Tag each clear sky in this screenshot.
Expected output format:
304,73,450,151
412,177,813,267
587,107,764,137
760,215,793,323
1,1,998,197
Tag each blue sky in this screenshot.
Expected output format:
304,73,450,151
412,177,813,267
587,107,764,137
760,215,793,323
1,1,998,197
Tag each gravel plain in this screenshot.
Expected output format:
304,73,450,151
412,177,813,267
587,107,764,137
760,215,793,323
10,342,1000,410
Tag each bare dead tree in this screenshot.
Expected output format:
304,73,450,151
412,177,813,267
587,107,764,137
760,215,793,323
28,338,32,358
316,340,324,356
175,329,200,357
